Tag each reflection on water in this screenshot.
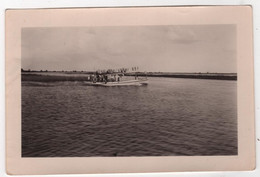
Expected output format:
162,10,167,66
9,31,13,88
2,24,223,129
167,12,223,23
22,77,237,157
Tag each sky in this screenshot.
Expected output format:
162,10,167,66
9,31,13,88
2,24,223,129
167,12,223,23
22,25,236,73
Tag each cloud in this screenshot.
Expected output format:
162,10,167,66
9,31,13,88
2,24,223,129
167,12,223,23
165,26,200,44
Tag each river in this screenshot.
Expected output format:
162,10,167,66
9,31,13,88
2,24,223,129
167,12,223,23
22,77,237,157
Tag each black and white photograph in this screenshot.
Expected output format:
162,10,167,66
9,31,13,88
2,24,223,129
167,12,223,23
5,6,255,174
21,25,237,157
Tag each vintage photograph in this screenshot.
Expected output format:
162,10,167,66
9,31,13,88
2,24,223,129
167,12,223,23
6,6,255,174
21,25,237,157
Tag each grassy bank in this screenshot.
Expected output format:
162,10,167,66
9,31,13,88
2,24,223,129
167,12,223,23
22,74,91,82
126,72,237,80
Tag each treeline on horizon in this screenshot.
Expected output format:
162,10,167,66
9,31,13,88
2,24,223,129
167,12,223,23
21,68,237,75
22,68,237,81
21,67,139,74
21,68,94,73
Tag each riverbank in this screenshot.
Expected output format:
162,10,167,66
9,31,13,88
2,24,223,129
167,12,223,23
22,72,237,82
126,72,237,80
22,73,91,82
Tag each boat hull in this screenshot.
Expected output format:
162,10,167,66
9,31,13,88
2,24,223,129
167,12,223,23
86,79,148,87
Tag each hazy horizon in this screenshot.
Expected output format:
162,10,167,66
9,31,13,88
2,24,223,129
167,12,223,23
21,69,237,74
22,25,236,73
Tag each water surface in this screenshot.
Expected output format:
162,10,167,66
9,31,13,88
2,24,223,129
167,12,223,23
22,77,237,157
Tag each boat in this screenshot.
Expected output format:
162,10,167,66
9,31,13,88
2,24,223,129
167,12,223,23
86,78,148,87
85,66,148,87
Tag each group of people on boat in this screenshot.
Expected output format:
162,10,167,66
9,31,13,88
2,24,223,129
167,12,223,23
91,73,122,83
88,67,143,84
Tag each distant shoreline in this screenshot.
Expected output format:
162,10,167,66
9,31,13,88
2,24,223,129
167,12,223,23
126,72,237,80
22,72,237,82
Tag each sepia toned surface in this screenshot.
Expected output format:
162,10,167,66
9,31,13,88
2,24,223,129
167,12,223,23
21,24,238,157
6,6,254,175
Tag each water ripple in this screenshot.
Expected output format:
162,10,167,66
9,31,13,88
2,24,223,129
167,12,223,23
22,77,237,157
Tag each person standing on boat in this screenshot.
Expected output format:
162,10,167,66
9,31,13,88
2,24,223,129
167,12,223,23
92,75,97,83
113,75,116,82
115,74,119,82
104,74,108,84
97,74,100,82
